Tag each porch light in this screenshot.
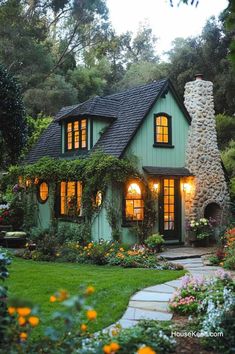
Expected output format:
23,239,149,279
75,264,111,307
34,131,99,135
153,183,159,192
183,183,191,193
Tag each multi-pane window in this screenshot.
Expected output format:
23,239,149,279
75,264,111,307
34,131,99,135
163,179,175,230
125,182,144,221
60,181,82,216
154,114,172,145
66,119,87,151
38,182,49,203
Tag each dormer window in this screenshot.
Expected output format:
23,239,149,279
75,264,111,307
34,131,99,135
66,119,87,151
154,113,173,147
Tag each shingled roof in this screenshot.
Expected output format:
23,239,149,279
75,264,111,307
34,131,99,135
25,78,191,163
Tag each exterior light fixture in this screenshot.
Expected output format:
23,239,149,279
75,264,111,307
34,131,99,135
183,183,191,193
153,183,159,192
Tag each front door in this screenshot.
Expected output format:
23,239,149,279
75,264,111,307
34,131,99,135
159,178,181,241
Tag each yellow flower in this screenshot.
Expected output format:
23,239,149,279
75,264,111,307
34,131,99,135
19,332,28,341
81,323,87,332
8,307,16,316
85,286,95,295
17,307,31,317
119,248,124,252
58,289,69,301
86,309,97,321
84,246,88,250
28,316,40,327
50,295,57,303
137,346,156,354
18,316,26,326
88,243,93,248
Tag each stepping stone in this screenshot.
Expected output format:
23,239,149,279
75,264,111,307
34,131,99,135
133,309,172,321
122,308,135,319
118,319,138,329
131,291,172,302
164,279,182,288
144,284,175,293
129,300,169,312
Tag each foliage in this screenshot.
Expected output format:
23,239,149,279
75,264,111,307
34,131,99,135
216,114,235,150
0,64,26,168
0,248,11,344
145,234,164,252
105,200,122,242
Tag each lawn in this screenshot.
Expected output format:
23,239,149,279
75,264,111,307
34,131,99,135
6,257,185,335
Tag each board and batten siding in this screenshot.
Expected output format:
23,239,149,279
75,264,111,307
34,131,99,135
91,118,111,148
124,91,189,169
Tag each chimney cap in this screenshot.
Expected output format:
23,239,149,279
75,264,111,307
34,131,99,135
195,73,203,80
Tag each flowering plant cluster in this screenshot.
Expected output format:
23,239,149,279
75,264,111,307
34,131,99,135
188,217,216,240
169,270,235,315
0,208,14,225
21,239,183,271
209,227,235,270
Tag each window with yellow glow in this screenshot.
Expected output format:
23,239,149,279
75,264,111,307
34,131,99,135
154,114,172,145
60,181,82,216
66,119,87,151
125,182,144,221
38,182,49,203
95,191,102,207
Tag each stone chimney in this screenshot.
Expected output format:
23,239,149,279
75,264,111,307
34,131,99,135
184,75,230,228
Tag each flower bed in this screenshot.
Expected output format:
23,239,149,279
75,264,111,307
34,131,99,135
169,270,235,353
20,239,183,271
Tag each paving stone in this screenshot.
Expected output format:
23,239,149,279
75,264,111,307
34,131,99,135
122,308,135,319
133,309,172,321
129,301,169,312
164,279,182,288
131,291,172,302
144,284,175,293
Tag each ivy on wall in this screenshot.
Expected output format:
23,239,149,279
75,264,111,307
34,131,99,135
6,151,158,241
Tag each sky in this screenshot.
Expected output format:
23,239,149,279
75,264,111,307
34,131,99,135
106,0,228,60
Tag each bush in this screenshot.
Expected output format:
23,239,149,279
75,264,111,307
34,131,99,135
145,234,164,252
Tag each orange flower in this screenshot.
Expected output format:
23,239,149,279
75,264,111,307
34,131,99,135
28,316,40,327
110,342,120,351
17,307,31,317
137,346,156,354
19,332,28,341
85,286,95,295
58,289,69,301
103,345,112,354
8,307,16,316
50,295,57,303
119,248,124,252
81,323,87,332
86,309,97,321
18,316,26,326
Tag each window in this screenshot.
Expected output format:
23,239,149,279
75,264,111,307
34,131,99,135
60,181,82,217
125,182,144,221
154,113,172,146
66,119,87,151
38,182,49,203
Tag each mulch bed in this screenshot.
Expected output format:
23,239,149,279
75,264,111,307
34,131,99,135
172,315,218,354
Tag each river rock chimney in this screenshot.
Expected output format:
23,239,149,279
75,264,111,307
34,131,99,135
184,76,230,227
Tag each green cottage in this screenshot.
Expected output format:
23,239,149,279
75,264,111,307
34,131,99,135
25,76,230,245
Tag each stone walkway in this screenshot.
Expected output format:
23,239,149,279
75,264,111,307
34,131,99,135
105,254,223,331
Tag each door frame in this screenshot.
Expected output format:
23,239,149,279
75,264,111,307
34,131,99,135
158,177,182,242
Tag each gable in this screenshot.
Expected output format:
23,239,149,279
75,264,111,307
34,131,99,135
124,90,190,169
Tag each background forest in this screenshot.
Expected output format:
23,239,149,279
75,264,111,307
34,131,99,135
0,0,234,198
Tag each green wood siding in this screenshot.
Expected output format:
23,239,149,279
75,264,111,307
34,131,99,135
92,118,110,148
124,91,189,169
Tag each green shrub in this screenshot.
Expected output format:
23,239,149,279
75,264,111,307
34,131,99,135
224,255,235,270
145,233,164,252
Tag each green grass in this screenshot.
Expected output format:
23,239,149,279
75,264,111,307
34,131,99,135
6,258,185,334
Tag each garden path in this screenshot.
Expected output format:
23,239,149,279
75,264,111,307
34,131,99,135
105,250,226,331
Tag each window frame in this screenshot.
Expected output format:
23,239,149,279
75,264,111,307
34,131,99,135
37,181,49,204
65,118,88,152
123,181,144,225
58,181,83,219
153,112,174,148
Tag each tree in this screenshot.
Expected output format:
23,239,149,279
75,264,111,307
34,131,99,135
0,65,27,167
216,114,235,150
